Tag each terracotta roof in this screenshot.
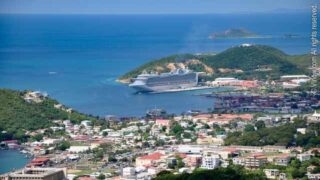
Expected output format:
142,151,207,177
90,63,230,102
31,157,49,163
178,153,187,159
139,152,164,160
223,147,238,153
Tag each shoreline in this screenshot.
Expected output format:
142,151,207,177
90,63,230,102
149,86,218,94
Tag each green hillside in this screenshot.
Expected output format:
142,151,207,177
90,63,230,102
0,89,98,141
118,54,197,82
119,45,312,81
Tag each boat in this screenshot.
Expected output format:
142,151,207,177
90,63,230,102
129,68,199,93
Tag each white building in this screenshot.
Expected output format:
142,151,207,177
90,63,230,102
210,77,240,86
308,111,320,123
67,146,90,153
122,167,135,177
81,120,92,127
201,154,220,169
264,169,280,179
297,153,311,162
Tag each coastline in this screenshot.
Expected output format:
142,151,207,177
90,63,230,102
0,149,32,174
115,79,130,84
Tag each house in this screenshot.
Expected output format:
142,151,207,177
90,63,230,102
297,128,306,134
244,153,267,169
81,120,92,128
155,119,171,127
186,154,202,167
122,167,135,177
232,157,245,166
274,154,291,166
67,146,90,153
42,138,61,146
264,169,280,179
297,153,312,162
197,136,224,145
308,111,320,123
307,173,320,180
135,152,164,167
28,157,50,167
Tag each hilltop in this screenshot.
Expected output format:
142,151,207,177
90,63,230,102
0,89,98,141
118,45,312,82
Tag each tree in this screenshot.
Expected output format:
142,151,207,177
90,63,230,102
97,173,106,180
155,139,165,146
255,121,266,130
172,123,183,135
56,140,70,151
176,156,185,168
183,132,192,139
161,126,167,133
102,131,108,137
31,134,44,142
244,124,255,132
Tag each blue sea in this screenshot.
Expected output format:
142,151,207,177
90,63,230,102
0,13,311,117
0,12,313,173
0,150,31,174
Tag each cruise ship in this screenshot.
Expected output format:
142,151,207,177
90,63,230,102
129,68,199,92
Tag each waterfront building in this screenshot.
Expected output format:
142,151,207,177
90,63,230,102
0,168,67,180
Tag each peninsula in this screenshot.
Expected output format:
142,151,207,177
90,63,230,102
118,44,312,84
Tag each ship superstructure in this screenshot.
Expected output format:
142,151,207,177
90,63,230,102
129,68,199,92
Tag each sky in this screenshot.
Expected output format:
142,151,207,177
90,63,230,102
0,0,317,14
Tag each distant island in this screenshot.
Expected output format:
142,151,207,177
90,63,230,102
118,44,312,83
208,28,257,39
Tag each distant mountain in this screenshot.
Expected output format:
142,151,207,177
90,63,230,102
208,28,257,39
118,44,311,82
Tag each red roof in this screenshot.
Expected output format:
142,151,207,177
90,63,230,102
223,147,238,153
2,140,18,143
31,157,49,163
178,153,187,159
139,152,164,160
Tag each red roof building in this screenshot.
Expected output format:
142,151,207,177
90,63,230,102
135,152,164,167
29,157,50,167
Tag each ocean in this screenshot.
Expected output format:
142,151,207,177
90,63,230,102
0,13,311,117
0,12,313,174
0,150,31,174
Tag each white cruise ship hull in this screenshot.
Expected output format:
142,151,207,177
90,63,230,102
129,70,199,93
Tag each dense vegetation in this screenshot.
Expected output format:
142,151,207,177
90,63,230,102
153,165,266,180
154,156,320,180
263,156,320,179
0,89,98,142
119,54,197,81
119,45,312,81
225,119,320,148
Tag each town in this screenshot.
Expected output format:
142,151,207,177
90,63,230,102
1,74,320,180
